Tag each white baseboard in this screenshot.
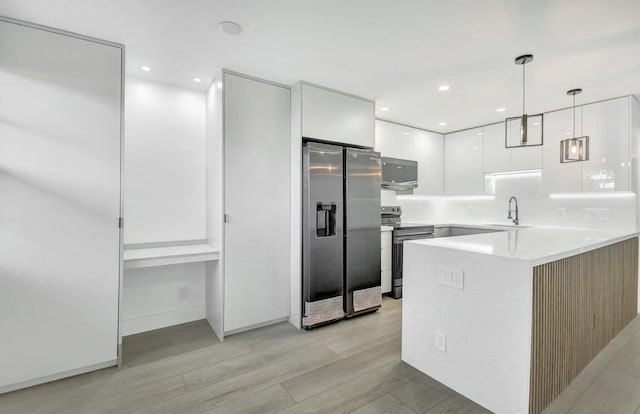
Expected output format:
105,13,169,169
121,304,206,336
0,359,117,395
224,316,289,336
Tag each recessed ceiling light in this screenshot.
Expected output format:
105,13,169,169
496,107,506,112
439,122,447,126
141,66,151,72
380,107,389,112
219,21,242,35
533,122,541,125
193,78,201,83
477,132,485,136
438,85,450,91
403,132,409,135
565,132,572,135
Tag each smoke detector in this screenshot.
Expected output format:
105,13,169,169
218,21,242,35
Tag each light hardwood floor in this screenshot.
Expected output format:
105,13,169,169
1,297,639,414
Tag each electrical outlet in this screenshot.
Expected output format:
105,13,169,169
438,265,464,290
178,286,189,301
452,270,464,289
556,207,566,218
584,208,609,221
596,208,609,220
438,266,452,285
435,330,447,352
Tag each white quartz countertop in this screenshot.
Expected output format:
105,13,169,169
408,226,638,266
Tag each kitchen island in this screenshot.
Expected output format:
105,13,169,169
402,227,639,414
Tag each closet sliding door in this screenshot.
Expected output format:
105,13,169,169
0,18,123,392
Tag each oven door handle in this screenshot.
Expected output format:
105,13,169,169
393,234,434,243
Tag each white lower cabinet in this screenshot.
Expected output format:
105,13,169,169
381,230,392,294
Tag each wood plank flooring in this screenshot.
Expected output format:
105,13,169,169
1,297,639,413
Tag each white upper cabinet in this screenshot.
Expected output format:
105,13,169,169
482,123,510,173
374,120,415,159
542,107,583,193
483,121,542,173
581,97,630,192
414,129,444,195
374,120,444,195
445,127,484,195
543,96,630,193
301,83,374,148
510,145,543,171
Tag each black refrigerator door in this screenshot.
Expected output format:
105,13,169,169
302,142,345,327
345,148,382,316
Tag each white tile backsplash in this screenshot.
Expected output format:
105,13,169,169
383,175,637,231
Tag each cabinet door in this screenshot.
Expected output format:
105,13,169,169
542,108,583,193
581,97,630,191
375,120,444,195
0,20,121,390
374,119,414,159
445,128,484,195
510,145,542,171
483,122,510,173
543,97,630,193
510,116,543,170
302,84,374,147
414,130,445,195
381,231,392,294
224,73,291,333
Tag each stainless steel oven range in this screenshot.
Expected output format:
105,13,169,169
381,206,434,299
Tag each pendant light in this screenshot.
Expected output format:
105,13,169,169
505,54,543,148
560,88,589,163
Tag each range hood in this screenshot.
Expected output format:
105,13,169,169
381,157,418,191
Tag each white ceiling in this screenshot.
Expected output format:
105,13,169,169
1,0,639,133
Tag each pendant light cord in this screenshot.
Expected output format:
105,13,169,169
572,94,576,137
522,63,526,114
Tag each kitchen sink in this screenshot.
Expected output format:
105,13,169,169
484,224,530,229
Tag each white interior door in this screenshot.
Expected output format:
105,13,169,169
223,73,291,333
0,19,122,392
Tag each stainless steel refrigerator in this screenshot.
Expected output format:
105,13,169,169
302,141,382,329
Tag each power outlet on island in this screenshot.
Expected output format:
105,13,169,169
435,330,447,352
438,266,453,285
438,266,464,290
451,270,464,290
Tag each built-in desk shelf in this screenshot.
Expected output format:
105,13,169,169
123,244,219,269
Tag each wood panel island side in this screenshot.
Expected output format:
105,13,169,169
402,227,639,414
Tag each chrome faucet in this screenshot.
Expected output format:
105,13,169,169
507,196,519,225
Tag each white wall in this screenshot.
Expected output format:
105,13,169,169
124,77,206,244
123,78,208,335
121,263,206,335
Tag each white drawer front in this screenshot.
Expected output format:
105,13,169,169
381,231,392,248
381,269,392,294
381,247,392,271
